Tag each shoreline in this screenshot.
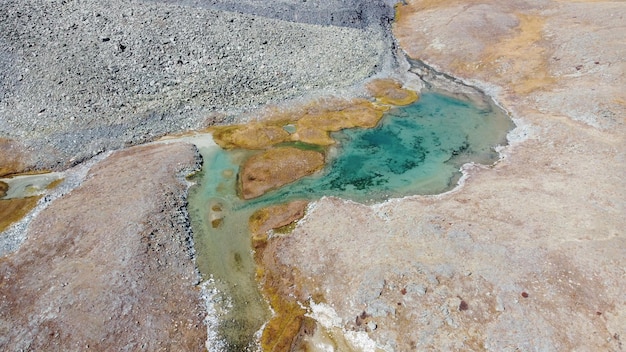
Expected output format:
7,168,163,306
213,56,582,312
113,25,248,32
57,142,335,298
263,1,624,350
0,0,397,173
1,0,623,350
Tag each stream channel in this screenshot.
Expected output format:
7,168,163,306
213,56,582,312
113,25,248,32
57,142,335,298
187,90,515,350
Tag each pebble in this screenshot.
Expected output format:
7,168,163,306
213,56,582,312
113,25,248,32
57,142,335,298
495,295,505,312
367,321,377,331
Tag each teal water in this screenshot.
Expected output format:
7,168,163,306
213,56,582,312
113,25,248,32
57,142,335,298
245,92,513,207
188,91,514,350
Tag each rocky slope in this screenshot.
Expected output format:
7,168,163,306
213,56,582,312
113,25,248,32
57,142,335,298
0,0,393,171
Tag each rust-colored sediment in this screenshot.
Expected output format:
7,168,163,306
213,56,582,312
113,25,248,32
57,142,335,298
210,123,291,150
258,264,307,352
366,78,419,106
45,178,64,191
249,202,311,352
210,98,386,150
475,13,554,94
0,181,8,198
249,200,309,245
0,196,41,233
394,2,554,95
239,147,325,200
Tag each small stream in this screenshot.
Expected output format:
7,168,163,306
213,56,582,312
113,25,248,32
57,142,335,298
188,91,514,350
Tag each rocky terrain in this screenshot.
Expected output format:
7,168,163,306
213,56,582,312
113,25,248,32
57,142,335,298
0,143,207,350
260,0,625,350
1,0,624,351
0,1,396,350
0,0,394,171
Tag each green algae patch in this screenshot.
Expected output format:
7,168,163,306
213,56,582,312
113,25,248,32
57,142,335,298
367,78,419,106
274,141,327,153
239,147,325,200
0,196,40,232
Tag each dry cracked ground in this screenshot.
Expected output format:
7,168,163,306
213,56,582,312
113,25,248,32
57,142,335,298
1,0,625,351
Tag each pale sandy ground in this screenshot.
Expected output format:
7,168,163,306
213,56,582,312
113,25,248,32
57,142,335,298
0,143,207,350
267,0,625,350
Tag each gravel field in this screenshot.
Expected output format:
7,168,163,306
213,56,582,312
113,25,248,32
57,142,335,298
0,0,394,170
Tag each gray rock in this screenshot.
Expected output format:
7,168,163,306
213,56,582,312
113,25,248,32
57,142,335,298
366,321,377,331
406,283,427,296
0,0,394,170
365,299,396,318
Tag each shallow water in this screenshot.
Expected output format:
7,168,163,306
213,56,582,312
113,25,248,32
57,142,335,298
0,172,63,200
188,91,514,350
188,147,265,351
245,92,513,207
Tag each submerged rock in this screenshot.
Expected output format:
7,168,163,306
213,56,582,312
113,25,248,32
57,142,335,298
239,147,324,199
0,196,40,233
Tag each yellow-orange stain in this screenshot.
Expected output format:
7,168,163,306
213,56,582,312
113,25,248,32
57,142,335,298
477,13,555,94
247,201,312,351
0,181,8,198
366,78,419,106
210,98,386,150
0,196,40,233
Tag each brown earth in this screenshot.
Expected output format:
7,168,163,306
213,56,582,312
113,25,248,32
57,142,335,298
0,181,7,198
260,0,626,350
0,197,41,233
0,143,207,351
0,139,27,177
239,147,325,200
249,200,309,245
